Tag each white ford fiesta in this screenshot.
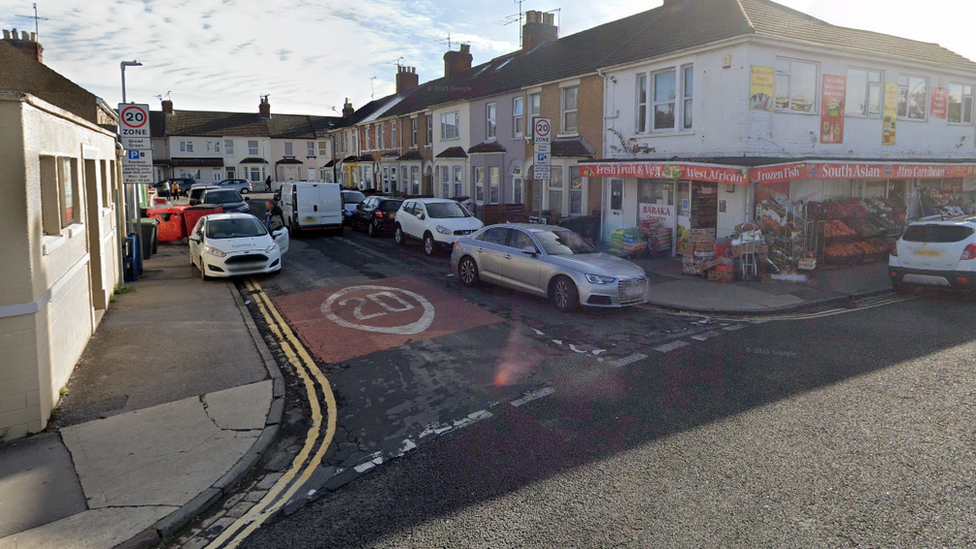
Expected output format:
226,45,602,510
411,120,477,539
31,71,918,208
189,213,290,280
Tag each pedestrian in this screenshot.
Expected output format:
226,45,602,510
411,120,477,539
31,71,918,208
265,199,284,231
265,175,273,193
170,180,181,199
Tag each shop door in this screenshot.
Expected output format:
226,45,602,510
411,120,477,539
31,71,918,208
691,182,718,230
603,179,626,239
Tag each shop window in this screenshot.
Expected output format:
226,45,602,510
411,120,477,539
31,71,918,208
948,83,975,124
774,58,818,113
453,166,463,197
636,74,648,133
845,69,883,117
486,103,497,139
639,179,674,206
490,167,500,204
897,75,928,120
569,168,583,215
60,157,79,227
653,69,676,130
561,87,578,133
474,167,485,203
682,64,694,130
548,166,564,214
513,97,525,137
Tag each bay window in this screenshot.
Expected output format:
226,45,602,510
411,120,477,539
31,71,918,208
474,167,485,202
453,166,463,197
845,68,883,117
547,166,564,214
489,167,500,204
569,168,583,215
774,58,818,113
440,166,450,198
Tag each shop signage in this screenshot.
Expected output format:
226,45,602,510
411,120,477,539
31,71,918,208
579,163,749,185
751,162,976,184
750,163,808,184
930,88,948,120
820,75,846,144
639,203,674,223
749,66,775,112
882,82,898,146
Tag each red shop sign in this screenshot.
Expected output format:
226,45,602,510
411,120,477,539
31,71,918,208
579,163,749,185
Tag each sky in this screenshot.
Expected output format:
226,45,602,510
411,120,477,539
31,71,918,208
1,0,974,116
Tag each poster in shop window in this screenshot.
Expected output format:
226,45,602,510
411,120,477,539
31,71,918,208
882,82,899,146
639,203,674,229
930,87,948,120
820,75,846,144
749,66,775,111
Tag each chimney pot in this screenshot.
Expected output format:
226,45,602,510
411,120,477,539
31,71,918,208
522,10,558,52
161,99,174,115
2,30,9,40
21,31,28,40
396,65,420,94
444,45,473,77
259,95,271,119
30,32,36,41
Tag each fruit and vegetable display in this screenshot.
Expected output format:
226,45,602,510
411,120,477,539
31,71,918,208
811,198,904,264
824,220,856,239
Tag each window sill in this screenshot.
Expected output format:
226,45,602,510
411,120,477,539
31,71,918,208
557,132,580,138
845,114,882,120
773,110,819,116
947,122,974,127
638,130,697,138
68,223,85,239
896,117,928,123
42,234,66,255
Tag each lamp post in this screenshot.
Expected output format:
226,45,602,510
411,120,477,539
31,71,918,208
120,60,142,104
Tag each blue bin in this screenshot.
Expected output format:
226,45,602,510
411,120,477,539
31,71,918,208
123,233,142,281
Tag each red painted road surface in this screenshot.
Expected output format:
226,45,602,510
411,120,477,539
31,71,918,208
274,277,504,364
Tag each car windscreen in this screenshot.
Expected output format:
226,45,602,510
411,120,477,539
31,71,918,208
343,191,366,204
426,202,470,219
206,217,267,239
902,224,975,243
534,229,597,256
203,190,243,204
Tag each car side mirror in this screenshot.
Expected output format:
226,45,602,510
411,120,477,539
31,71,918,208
244,196,251,202
271,229,285,237
417,213,425,220
189,199,198,206
521,246,538,257
188,234,202,243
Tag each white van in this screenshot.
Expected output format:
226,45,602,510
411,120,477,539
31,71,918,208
276,182,344,235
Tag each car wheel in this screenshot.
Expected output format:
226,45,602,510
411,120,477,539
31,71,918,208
198,259,209,281
458,257,479,287
395,225,406,246
423,232,436,256
367,220,377,237
550,276,579,312
240,188,248,194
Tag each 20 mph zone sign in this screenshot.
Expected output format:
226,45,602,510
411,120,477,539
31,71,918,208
533,118,552,180
118,103,151,150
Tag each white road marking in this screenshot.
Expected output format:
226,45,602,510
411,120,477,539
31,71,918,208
691,331,721,341
723,324,746,331
321,285,434,335
610,353,649,367
511,387,556,407
653,341,690,353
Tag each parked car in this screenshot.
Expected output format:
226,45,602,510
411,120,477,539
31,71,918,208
352,197,403,237
153,178,196,197
277,181,343,234
451,224,648,312
889,215,976,292
341,190,367,225
189,213,289,280
215,178,253,194
394,198,483,256
187,185,220,205
200,188,250,214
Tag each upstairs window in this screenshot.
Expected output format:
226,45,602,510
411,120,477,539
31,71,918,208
441,112,460,140
653,69,676,130
845,68,883,117
774,58,818,113
682,64,694,130
513,97,525,137
411,118,418,146
561,86,579,133
897,75,928,120
392,121,397,149
206,141,220,153
426,114,433,145
948,83,974,124
636,74,648,132
284,142,294,156
486,103,497,139
528,93,541,117
224,140,234,155
179,141,193,153
307,142,316,157
248,140,259,155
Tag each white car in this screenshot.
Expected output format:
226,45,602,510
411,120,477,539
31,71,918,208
189,213,290,280
889,215,976,292
394,198,484,256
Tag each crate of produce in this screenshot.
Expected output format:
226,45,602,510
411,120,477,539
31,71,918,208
824,220,857,239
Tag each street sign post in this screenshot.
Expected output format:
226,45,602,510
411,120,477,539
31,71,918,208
122,149,154,185
533,165,551,180
532,117,552,217
533,117,551,144
118,103,151,150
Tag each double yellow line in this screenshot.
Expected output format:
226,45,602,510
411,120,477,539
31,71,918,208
205,279,337,549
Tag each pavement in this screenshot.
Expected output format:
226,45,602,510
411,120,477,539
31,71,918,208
0,245,283,549
634,256,892,313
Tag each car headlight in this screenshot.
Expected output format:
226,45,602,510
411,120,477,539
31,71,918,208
205,245,227,257
436,225,452,235
585,274,617,284
265,242,278,254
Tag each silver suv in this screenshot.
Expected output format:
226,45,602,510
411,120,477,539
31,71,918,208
889,216,976,292
216,178,253,194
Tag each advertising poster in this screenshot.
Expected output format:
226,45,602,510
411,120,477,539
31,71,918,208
639,203,674,229
820,75,846,144
750,66,775,111
930,87,948,119
883,82,899,146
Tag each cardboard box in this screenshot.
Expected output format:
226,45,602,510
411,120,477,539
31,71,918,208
688,228,716,243
798,258,817,271
708,270,734,283
757,244,769,254
682,242,697,255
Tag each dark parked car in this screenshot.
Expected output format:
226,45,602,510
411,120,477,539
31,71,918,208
352,196,403,237
153,178,196,197
200,188,251,214
187,185,220,205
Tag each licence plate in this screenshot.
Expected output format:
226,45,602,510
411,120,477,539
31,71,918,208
303,217,318,223
389,212,396,219
913,248,942,257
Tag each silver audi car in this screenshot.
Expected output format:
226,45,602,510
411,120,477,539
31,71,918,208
450,224,648,312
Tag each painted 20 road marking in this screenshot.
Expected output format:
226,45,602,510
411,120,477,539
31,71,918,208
321,285,435,335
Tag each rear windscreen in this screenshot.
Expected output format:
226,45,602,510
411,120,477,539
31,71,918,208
381,201,403,212
902,225,974,243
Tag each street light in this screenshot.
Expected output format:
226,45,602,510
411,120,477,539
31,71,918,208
120,60,142,104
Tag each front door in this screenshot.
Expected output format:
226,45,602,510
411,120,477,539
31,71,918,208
603,178,626,240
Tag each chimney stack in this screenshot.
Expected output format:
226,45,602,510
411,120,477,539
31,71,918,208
443,43,473,78
396,66,419,95
161,98,174,116
2,27,43,63
342,98,354,117
522,11,558,53
259,95,271,119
